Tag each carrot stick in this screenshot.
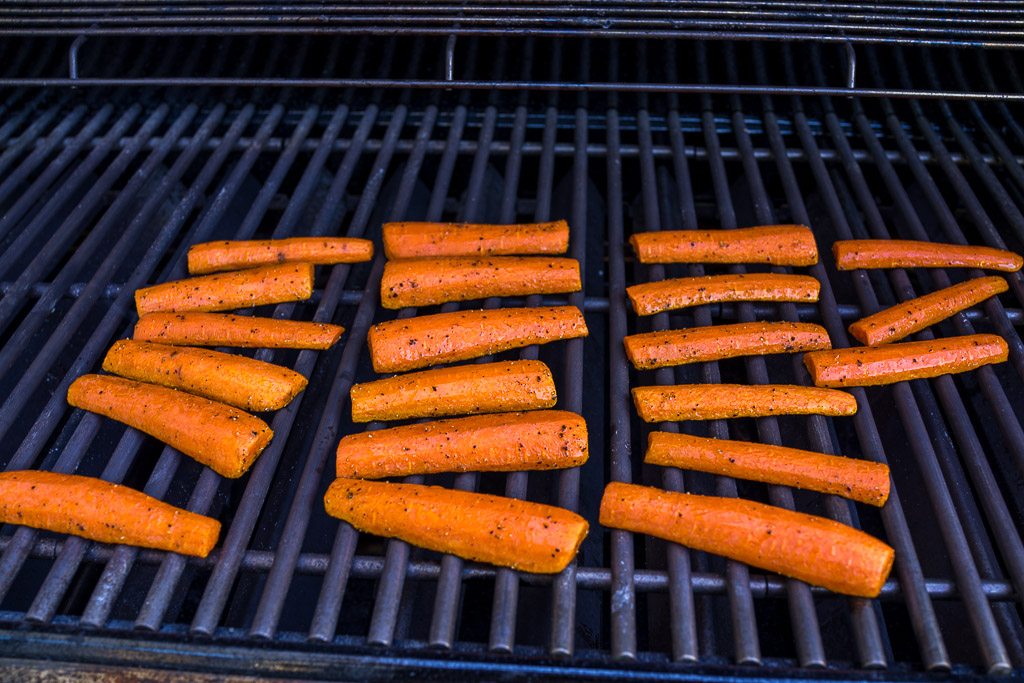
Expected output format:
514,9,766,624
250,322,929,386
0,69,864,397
324,478,588,573
336,410,588,479
631,384,857,422
599,482,894,597
368,306,588,373
0,471,220,557
382,220,569,259
848,276,1008,346
630,225,818,266
187,237,373,274
644,432,890,506
627,273,820,316
102,339,307,412
67,374,273,478
833,239,1023,272
135,263,315,315
350,360,557,422
624,322,831,370
134,312,344,350
803,334,1008,388
380,257,581,309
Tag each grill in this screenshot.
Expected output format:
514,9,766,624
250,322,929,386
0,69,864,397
1,8,1023,679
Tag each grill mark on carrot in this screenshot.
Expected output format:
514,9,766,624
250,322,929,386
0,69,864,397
187,237,373,274
627,273,821,316
631,384,857,422
833,239,1023,272
629,225,818,266
135,263,315,315
134,312,344,350
382,220,569,259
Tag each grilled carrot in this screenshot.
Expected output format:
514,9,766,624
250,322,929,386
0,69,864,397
187,237,373,274
803,334,1008,388
350,360,556,422
849,276,1008,346
0,471,220,558
632,384,857,422
134,312,344,350
627,273,821,317
624,322,831,370
630,225,818,266
102,339,307,412
368,306,588,373
644,432,890,506
382,220,569,259
325,478,588,573
380,257,581,309
135,263,315,315
336,410,588,479
599,482,894,597
67,374,273,478
833,239,1023,272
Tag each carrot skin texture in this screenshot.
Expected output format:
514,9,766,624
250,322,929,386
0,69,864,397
627,273,820,316
599,483,894,597
325,479,588,573
134,312,344,350
350,360,557,422
187,237,373,274
849,276,1008,346
382,220,569,259
368,306,588,373
67,374,273,478
337,410,588,479
0,471,220,557
135,263,315,315
833,239,1023,272
630,225,818,266
632,384,857,422
380,257,581,309
645,432,890,506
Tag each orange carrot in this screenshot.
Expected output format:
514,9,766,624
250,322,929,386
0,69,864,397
630,225,818,266
599,482,894,597
102,339,307,412
0,471,220,557
135,263,315,315
382,220,569,259
380,257,581,309
367,306,588,373
624,322,831,370
644,432,890,506
632,384,857,422
325,478,587,573
833,239,1023,272
849,276,1008,346
187,237,373,274
803,334,1008,388
134,312,344,350
627,273,821,316
67,374,273,478
350,360,556,422
336,410,587,479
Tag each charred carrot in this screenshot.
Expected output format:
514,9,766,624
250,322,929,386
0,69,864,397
102,339,307,412
187,237,373,274
135,263,315,315
644,432,890,506
0,471,220,557
350,360,556,422
849,276,1008,346
599,482,894,597
336,410,588,479
67,374,273,478
325,478,588,573
624,322,831,370
628,273,821,316
382,220,569,259
134,312,344,350
630,225,818,266
632,384,857,422
833,239,1023,272
368,306,588,373
380,257,581,309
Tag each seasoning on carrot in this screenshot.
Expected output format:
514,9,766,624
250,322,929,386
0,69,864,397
368,306,588,373
631,384,857,422
380,256,581,309
324,478,588,573
382,220,569,259
848,276,1008,346
833,239,1023,272
350,360,557,422
134,312,344,350
337,410,588,479
67,374,273,478
627,273,821,317
624,321,831,370
135,263,315,316
0,471,220,558
187,237,373,274
644,432,890,506
630,225,818,266
599,482,894,598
